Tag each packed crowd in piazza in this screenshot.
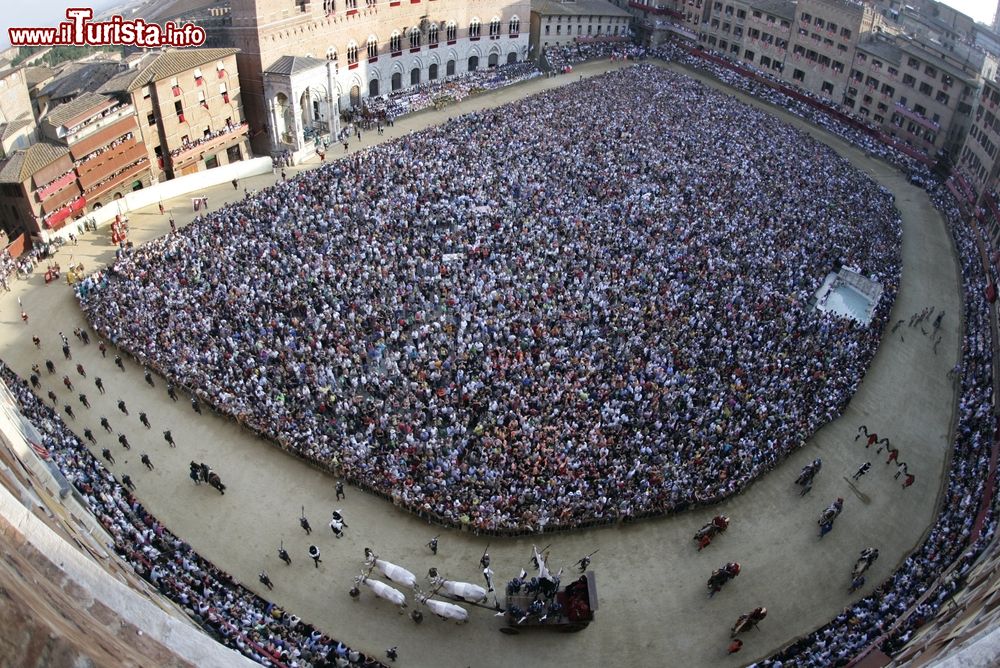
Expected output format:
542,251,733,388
76,64,902,534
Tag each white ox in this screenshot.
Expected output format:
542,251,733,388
364,550,417,588
417,590,469,623
355,571,407,613
428,573,488,603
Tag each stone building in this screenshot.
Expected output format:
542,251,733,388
219,0,531,155
529,0,633,53
98,48,250,181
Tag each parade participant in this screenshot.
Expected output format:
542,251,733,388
308,544,322,568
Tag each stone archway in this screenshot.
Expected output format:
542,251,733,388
350,85,361,108
468,55,479,72
507,52,517,65
429,63,439,80
488,53,499,68
410,68,420,86
391,72,402,91
369,78,380,97
446,60,456,76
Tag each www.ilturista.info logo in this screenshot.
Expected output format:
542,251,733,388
9,8,206,48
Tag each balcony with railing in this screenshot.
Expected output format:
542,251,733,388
84,158,149,201
77,141,148,191
39,180,83,215
169,121,248,169
69,116,138,161
66,103,135,144
33,170,76,202
894,102,940,131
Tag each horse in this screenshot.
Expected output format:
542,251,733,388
207,472,226,495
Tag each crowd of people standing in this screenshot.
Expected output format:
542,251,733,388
77,65,901,533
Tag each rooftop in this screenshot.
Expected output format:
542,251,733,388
263,55,329,77
39,61,121,101
531,0,632,19
43,91,116,130
0,141,69,184
748,0,796,21
98,48,238,93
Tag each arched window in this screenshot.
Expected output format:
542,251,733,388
326,46,336,61
509,16,520,35
366,0,375,6
469,18,481,38
367,36,378,59
446,22,457,42
428,24,439,45
390,31,401,53
409,27,421,48
347,41,358,65
322,0,334,15
346,0,357,8
489,17,501,37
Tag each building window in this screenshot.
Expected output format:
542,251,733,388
147,112,156,126
368,36,378,58
347,42,358,64
409,27,420,48
509,16,519,35
171,77,180,96
175,100,184,122
220,83,229,104
821,81,834,95
793,68,805,82
428,25,438,45
446,22,456,41
194,68,204,85
489,17,501,37
346,0,356,9
470,18,481,38
322,0,334,13
390,32,401,52
198,91,207,108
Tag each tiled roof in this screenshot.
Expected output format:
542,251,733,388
532,0,632,19
40,61,121,100
22,65,57,88
0,118,34,142
264,55,328,77
747,0,796,21
0,141,69,184
43,91,114,128
120,48,239,92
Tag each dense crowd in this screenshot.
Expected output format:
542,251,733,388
543,41,645,72
77,65,902,532
358,62,541,122
651,42,936,183
0,362,383,668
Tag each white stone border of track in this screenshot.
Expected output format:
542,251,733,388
39,157,274,245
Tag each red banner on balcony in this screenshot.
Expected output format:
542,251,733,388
45,196,86,230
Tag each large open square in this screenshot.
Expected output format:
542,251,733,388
0,59,966,667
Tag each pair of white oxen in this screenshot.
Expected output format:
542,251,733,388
356,549,487,623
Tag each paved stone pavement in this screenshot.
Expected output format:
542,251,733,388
0,59,961,667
